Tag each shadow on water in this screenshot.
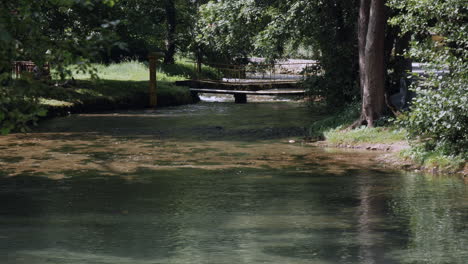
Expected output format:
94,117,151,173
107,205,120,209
33,102,317,141
1,165,467,264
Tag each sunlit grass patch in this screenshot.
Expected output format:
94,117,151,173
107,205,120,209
72,60,151,81
324,126,406,145
70,58,219,82
39,98,74,107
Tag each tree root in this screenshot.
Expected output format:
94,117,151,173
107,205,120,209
348,115,368,130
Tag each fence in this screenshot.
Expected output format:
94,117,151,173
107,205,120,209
12,61,51,79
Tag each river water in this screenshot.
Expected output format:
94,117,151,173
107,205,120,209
0,101,467,264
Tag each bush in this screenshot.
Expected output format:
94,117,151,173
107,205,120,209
302,62,359,110
389,0,468,158
398,77,467,156
0,81,47,134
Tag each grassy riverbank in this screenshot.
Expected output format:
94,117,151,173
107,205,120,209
308,104,467,176
38,60,219,116
39,80,195,117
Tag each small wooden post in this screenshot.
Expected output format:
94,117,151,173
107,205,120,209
148,53,157,108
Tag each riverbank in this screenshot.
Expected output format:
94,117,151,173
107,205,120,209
308,120,467,177
39,79,197,118
38,59,218,118
304,102,466,176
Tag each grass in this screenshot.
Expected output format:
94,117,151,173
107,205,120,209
38,79,194,111
38,59,219,112
308,103,405,145
324,126,406,145
307,102,360,139
399,147,466,173
307,103,465,174
71,59,219,82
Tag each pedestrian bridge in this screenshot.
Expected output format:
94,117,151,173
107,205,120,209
176,79,305,103
176,59,316,103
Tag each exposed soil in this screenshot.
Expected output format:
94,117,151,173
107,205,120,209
312,140,410,152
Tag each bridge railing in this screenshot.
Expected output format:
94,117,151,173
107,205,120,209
192,60,321,84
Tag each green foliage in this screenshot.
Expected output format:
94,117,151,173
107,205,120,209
196,0,270,62
307,102,406,144
400,145,466,173
0,82,47,134
195,0,359,106
307,102,360,139
398,81,467,156
101,0,194,62
303,67,359,109
289,1,359,108
389,0,468,156
0,0,119,81
0,0,120,134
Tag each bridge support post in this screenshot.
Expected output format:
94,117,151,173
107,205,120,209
234,94,247,104
190,91,200,103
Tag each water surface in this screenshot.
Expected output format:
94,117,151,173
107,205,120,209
0,102,467,264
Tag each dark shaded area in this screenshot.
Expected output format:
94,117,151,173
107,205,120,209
40,80,197,119
1,165,467,263
35,102,316,142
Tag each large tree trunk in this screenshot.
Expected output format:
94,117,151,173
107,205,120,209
358,0,371,96
164,0,176,64
353,0,387,128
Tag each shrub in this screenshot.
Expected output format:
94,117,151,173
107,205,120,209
0,81,47,134
389,0,468,157
398,76,467,156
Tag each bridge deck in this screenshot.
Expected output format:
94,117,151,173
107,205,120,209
177,79,304,103
190,88,305,95
176,79,300,91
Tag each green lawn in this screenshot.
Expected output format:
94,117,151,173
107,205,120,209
71,59,218,82
39,59,218,113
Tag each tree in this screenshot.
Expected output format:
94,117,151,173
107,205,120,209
0,0,119,79
0,0,118,134
352,0,387,127
196,0,269,63
196,0,360,107
164,0,177,64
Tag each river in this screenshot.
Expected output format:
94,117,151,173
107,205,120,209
0,100,467,263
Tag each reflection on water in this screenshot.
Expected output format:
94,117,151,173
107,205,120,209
0,102,467,263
